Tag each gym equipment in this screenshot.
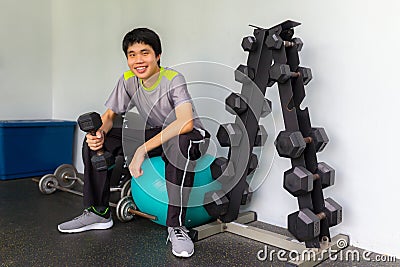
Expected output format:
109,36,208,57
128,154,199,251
241,36,257,52
264,20,340,248
265,33,303,51
288,198,342,242
269,63,312,85
275,128,329,158
53,164,80,188
119,154,221,228
34,163,131,208
254,125,268,147
284,163,335,197
216,123,243,147
210,157,235,180
240,182,253,205
189,20,346,267
190,211,348,267
225,93,248,115
234,64,255,83
203,190,229,218
38,173,82,196
116,196,157,222
77,112,115,171
38,174,59,195
247,153,258,175
260,98,272,118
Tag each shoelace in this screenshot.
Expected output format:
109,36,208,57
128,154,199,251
73,209,91,220
166,227,190,244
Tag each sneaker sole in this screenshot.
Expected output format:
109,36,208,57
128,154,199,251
58,220,113,233
172,248,194,258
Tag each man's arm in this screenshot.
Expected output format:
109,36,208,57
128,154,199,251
86,109,117,151
144,102,194,152
129,102,194,178
100,109,117,134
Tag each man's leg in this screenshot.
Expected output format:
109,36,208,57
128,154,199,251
163,129,205,257
58,128,123,233
83,128,123,209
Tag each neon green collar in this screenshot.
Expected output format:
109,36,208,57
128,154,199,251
140,67,164,91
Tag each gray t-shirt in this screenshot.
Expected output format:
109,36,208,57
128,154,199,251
105,67,204,132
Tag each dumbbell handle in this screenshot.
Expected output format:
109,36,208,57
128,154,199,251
312,173,321,181
88,130,106,156
283,40,298,48
316,212,327,220
284,71,303,79
304,136,313,143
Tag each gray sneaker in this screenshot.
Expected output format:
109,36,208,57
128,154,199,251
167,226,194,257
58,209,113,233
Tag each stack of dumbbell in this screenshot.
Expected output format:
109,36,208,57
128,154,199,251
202,20,342,249
265,20,342,248
204,24,274,223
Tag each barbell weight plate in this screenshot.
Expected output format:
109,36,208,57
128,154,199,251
116,196,130,221
54,164,77,189
38,174,58,195
116,196,136,222
120,180,131,199
120,200,136,222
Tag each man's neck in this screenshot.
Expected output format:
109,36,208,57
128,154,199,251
142,68,161,88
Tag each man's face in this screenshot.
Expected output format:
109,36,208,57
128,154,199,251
126,42,160,82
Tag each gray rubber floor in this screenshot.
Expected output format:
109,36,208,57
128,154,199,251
0,178,398,267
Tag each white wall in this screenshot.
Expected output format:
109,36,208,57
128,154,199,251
0,0,52,119
3,0,400,258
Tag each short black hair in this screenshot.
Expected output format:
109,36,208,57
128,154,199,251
122,28,162,66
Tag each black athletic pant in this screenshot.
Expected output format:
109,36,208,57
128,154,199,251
82,127,207,227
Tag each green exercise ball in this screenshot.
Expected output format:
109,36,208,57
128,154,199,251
130,154,220,228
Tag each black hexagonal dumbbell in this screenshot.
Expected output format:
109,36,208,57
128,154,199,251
288,198,342,242
309,127,329,152
254,125,268,147
217,123,242,147
210,154,256,180
274,131,306,158
287,208,320,242
204,189,229,218
225,93,248,115
323,197,343,227
210,157,235,182
268,63,312,86
247,153,258,175
241,36,257,52
265,33,303,52
274,128,329,158
77,112,115,171
297,67,312,85
235,64,255,84
260,98,272,118
226,93,271,120
241,181,253,205
283,163,335,197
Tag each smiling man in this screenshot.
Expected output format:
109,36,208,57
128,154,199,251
57,28,208,258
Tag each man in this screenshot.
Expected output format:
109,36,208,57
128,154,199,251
58,28,208,258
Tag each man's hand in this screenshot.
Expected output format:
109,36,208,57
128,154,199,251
86,130,105,151
129,145,147,178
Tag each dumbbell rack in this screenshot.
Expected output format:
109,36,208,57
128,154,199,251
190,20,349,266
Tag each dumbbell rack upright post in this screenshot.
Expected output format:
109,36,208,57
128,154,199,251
267,20,344,249
268,21,323,248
